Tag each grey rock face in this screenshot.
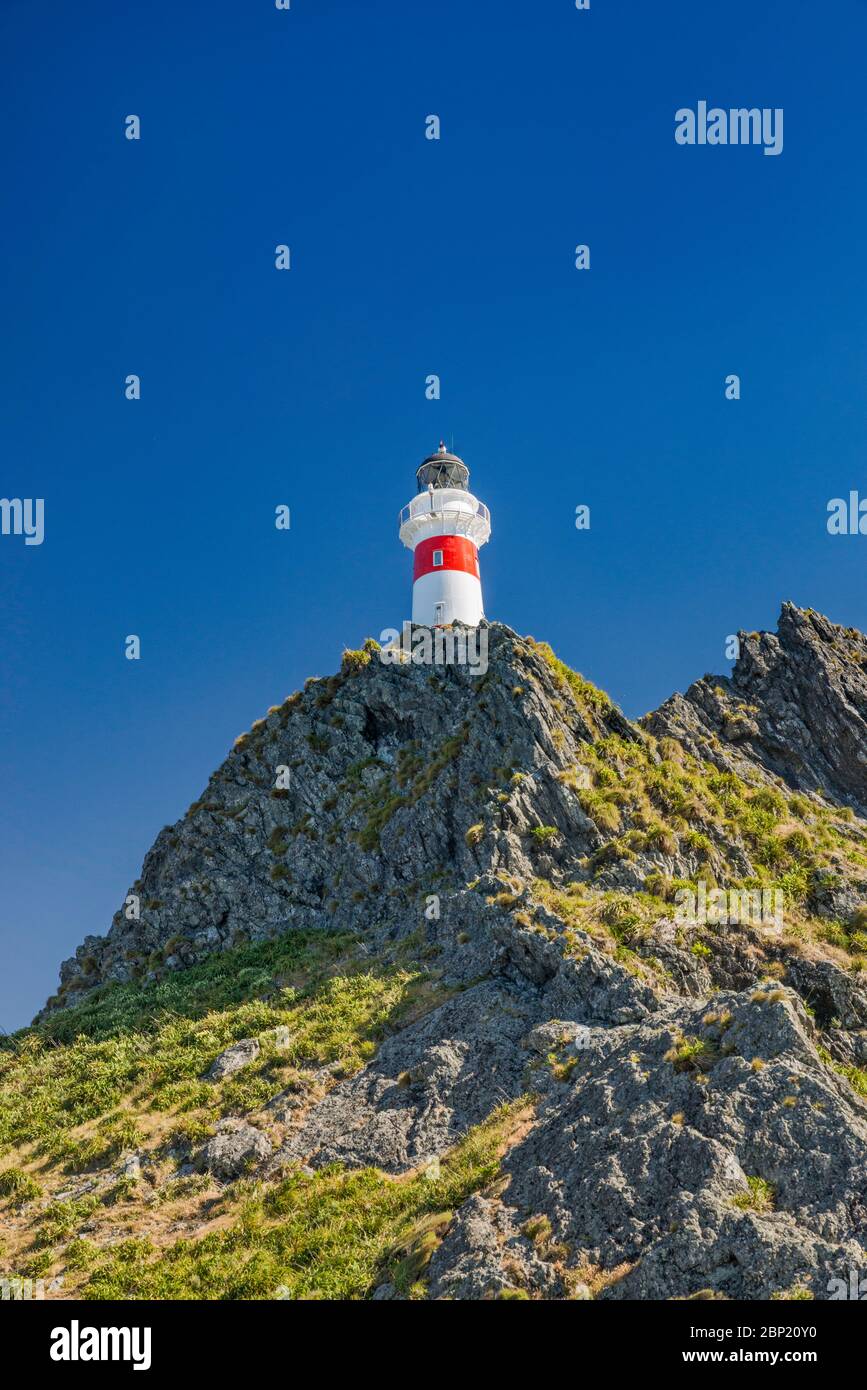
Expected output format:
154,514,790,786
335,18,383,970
51,609,867,1015
194,1121,271,1181
271,981,541,1174
40,606,867,1298
51,622,627,1007
425,988,867,1301
494,988,867,1300
206,1038,261,1082
525,1020,588,1054
427,1194,561,1300
646,603,867,813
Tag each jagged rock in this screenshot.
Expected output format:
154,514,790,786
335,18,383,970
784,957,867,1030
206,1038,260,1081
371,1282,399,1300
646,603,867,813
492,914,658,1024
194,1120,271,1180
480,988,867,1300
47,609,867,1013
271,982,542,1174
46,624,633,1009
427,1195,520,1299
525,1020,587,1054
37,606,867,1299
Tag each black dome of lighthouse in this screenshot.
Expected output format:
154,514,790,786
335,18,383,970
416,441,469,493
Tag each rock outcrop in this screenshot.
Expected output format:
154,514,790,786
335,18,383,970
195,1119,272,1181
38,606,867,1299
50,623,636,1007
646,603,867,813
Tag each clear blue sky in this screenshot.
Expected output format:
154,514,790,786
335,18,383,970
2,0,866,1029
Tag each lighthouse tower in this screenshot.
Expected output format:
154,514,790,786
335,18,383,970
398,443,491,627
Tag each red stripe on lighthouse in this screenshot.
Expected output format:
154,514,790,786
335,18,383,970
413,534,479,581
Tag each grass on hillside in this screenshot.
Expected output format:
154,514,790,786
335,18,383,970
555,731,866,922
0,928,495,1299
79,1098,531,1301
0,930,445,1161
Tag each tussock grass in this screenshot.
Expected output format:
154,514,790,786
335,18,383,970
79,1099,532,1301
733,1176,775,1213
0,930,464,1299
0,932,443,1159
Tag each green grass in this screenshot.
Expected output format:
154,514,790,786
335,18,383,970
0,1167,42,1204
553,725,866,938
817,1046,867,1099
733,1176,775,1213
530,826,559,844
529,641,614,719
0,930,444,1160
79,1099,530,1300
340,644,375,675
530,880,668,972
0,926,473,1299
663,1034,720,1074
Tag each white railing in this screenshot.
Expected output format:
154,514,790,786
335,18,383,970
398,498,490,529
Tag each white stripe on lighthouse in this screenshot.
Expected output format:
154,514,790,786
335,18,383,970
412,568,484,626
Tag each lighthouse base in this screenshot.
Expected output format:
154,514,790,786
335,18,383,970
412,569,484,627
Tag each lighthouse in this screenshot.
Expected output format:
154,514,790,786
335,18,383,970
399,443,491,627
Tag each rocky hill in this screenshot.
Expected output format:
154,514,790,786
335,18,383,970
3,604,867,1301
